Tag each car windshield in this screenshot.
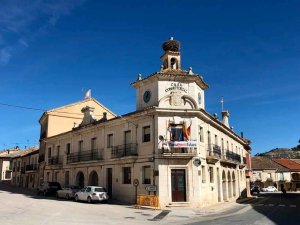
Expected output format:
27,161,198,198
94,187,106,192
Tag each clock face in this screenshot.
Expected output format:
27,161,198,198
143,90,151,103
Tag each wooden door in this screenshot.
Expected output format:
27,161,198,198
107,168,112,198
171,169,186,202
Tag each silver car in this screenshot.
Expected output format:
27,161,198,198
74,186,109,203
56,185,81,200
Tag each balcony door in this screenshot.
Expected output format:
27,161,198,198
171,169,186,202
124,131,131,155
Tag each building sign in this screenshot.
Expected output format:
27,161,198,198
165,82,187,93
145,185,157,192
162,140,197,148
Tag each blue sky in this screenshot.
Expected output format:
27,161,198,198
0,0,299,154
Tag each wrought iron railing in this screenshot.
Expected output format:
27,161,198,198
48,156,63,165
224,150,241,163
206,144,222,158
25,164,38,171
111,144,138,158
67,149,103,163
162,148,196,154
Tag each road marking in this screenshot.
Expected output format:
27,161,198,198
268,204,274,206
290,205,296,207
278,205,285,207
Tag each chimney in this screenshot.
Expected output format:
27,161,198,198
221,110,230,128
99,112,107,122
80,106,96,126
241,132,244,138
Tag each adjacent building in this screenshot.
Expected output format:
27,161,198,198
40,38,251,208
0,148,20,183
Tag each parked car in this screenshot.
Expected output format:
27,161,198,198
74,186,109,203
56,185,81,200
250,186,260,195
262,186,277,192
37,182,62,196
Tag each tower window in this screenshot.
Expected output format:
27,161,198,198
170,58,177,69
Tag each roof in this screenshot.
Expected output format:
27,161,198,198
131,70,209,90
39,98,116,123
273,159,300,171
251,157,289,172
3,147,39,159
291,159,300,165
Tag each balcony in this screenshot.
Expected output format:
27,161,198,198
67,149,103,164
25,164,38,171
206,144,222,164
220,150,241,166
161,148,197,158
20,167,25,174
38,155,45,163
161,140,197,158
48,156,63,166
111,144,138,159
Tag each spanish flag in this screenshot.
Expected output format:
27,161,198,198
183,121,191,140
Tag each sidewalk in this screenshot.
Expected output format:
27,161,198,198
160,197,257,224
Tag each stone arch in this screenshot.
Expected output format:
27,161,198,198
158,94,197,109
76,171,85,188
228,171,232,198
88,170,99,186
232,171,236,197
222,170,227,201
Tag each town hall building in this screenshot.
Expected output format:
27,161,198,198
39,38,251,208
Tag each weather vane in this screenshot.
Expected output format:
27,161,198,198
220,96,224,111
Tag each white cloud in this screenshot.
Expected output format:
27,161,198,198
0,0,87,65
0,48,11,64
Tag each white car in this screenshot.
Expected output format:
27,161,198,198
262,186,277,192
74,186,109,203
56,185,81,200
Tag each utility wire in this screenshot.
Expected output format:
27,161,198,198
0,102,115,118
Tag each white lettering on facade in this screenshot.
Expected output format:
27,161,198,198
165,82,187,93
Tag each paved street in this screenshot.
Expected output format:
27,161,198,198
1,184,299,225
186,193,300,225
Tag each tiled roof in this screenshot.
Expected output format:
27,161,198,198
251,157,289,172
273,159,300,171
291,159,300,165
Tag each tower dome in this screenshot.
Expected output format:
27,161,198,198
162,37,180,52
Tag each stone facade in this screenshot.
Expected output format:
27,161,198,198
41,38,251,208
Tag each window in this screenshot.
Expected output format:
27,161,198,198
143,166,151,184
78,140,83,153
143,126,151,142
65,171,69,186
107,134,113,148
56,145,60,156
54,172,59,182
214,135,218,146
170,125,184,141
123,167,131,184
66,143,71,155
202,166,206,183
48,147,52,159
91,137,97,150
199,126,204,142
209,167,214,183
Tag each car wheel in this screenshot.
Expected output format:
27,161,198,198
74,195,79,202
66,194,70,200
87,196,92,204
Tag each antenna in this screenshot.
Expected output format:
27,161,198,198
220,96,224,111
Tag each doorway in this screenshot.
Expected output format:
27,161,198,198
107,168,112,198
171,169,186,202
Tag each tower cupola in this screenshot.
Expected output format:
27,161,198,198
161,37,181,70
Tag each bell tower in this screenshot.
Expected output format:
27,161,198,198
161,37,181,70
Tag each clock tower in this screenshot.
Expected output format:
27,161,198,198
131,37,209,111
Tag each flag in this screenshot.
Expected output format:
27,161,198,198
84,89,91,99
183,120,191,140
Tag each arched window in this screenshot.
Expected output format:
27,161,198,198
170,58,178,69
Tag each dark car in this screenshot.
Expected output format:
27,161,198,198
250,186,260,195
38,182,62,196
